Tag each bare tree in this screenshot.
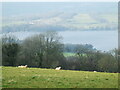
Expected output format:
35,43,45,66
19,31,64,68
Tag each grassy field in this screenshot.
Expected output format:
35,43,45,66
2,67,118,88
63,52,87,57
63,52,76,57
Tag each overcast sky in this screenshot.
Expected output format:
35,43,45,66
2,2,118,17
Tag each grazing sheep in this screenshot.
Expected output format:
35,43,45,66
55,67,61,70
18,65,27,68
94,71,97,72
18,65,22,67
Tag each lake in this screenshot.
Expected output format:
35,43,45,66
2,30,118,51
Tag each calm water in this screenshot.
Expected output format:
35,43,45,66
2,30,118,51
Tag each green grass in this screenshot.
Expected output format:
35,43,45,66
2,67,118,88
63,52,76,57
63,52,87,57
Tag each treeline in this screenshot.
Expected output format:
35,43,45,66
2,24,117,33
2,31,65,68
2,31,119,72
64,44,96,53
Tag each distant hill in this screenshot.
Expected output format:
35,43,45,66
2,2,118,33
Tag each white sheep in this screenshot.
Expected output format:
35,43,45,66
94,71,97,72
55,67,61,70
18,65,27,68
